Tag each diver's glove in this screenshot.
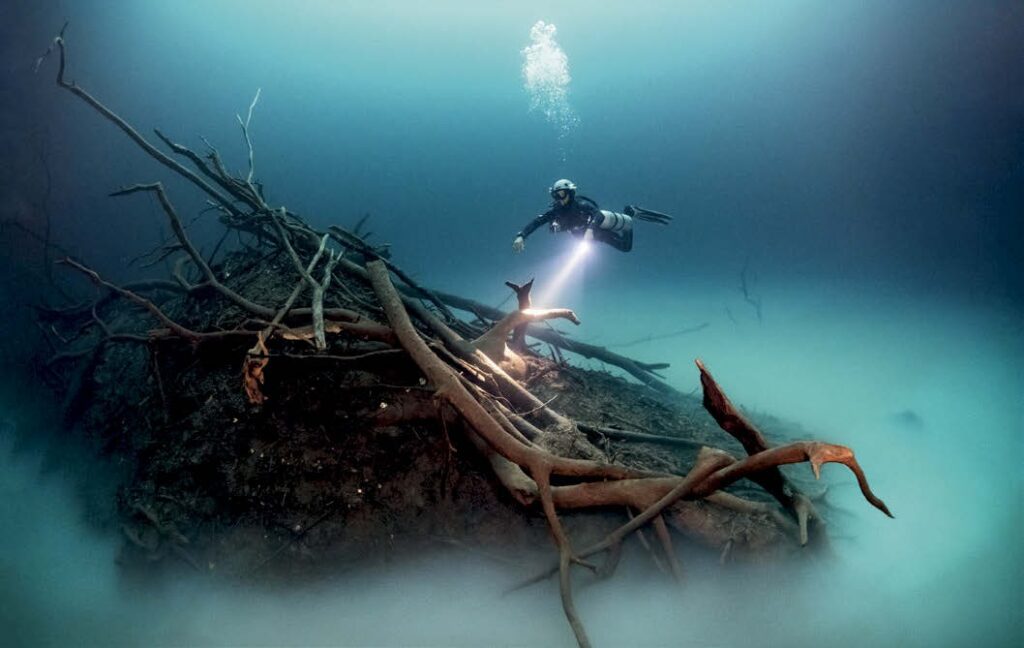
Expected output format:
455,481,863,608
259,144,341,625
512,235,525,253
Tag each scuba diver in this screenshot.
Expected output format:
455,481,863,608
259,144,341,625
512,178,672,253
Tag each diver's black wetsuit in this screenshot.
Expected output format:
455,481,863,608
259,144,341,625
517,195,633,252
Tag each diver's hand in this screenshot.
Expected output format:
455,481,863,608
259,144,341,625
512,236,525,253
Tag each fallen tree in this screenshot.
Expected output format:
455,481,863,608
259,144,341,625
35,27,891,648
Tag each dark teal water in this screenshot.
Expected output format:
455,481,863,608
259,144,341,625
1,2,1021,646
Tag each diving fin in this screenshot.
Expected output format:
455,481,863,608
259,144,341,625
624,205,673,224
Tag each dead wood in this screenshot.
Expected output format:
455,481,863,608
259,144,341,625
49,31,244,219
605,323,710,349
59,257,243,343
112,183,275,319
652,514,683,581
694,357,892,546
504,279,534,350
740,257,763,323
577,422,706,450
368,259,642,648
472,305,580,377
396,284,678,393
35,29,894,648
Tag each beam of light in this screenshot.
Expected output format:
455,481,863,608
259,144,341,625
535,239,591,307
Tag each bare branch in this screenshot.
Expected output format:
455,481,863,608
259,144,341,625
112,182,275,318
473,307,580,363
236,87,261,185
48,31,243,217
58,257,253,343
60,257,201,341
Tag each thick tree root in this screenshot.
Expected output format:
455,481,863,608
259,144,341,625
366,260,891,646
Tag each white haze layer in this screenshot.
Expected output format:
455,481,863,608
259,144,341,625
1,279,1021,647
521,20,580,142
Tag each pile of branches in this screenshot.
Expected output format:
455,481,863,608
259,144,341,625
35,28,891,647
